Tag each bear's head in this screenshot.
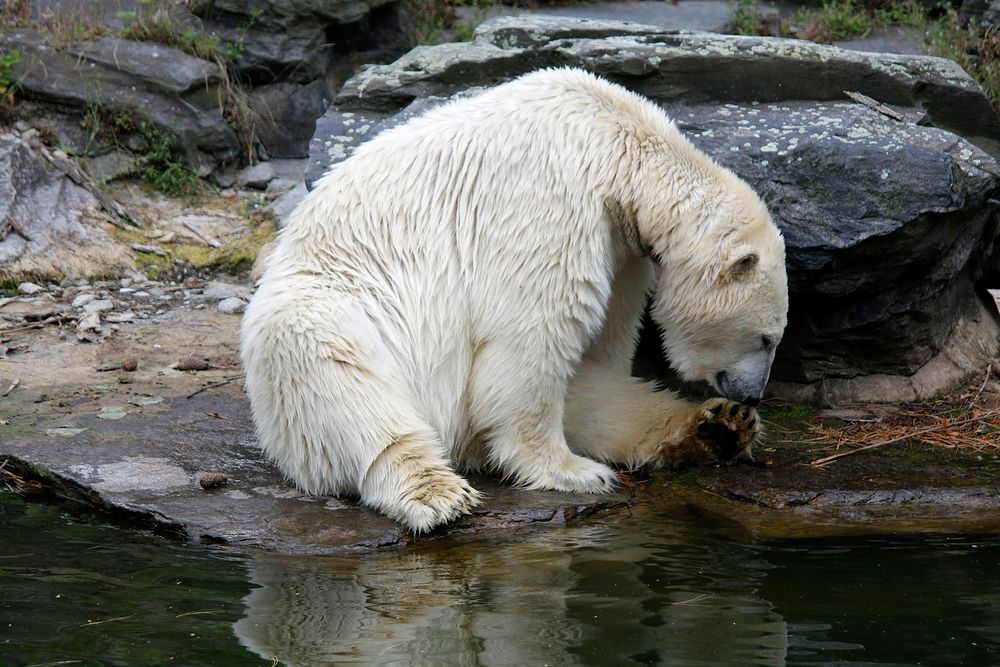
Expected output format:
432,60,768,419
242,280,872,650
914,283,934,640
645,170,788,405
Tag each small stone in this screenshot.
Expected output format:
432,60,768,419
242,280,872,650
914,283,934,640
71,293,94,308
217,296,247,314
17,282,44,296
13,120,29,133
199,472,229,490
237,162,276,190
121,358,139,372
84,299,113,314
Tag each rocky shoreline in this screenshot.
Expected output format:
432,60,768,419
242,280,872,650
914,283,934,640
3,286,1000,554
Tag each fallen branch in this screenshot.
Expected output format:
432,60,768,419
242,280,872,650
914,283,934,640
2,377,20,397
0,315,76,334
186,374,245,399
810,410,1000,466
181,220,222,248
129,243,169,257
844,90,905,121
967,364,993,412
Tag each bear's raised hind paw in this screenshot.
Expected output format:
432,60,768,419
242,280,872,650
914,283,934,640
689,398,760,464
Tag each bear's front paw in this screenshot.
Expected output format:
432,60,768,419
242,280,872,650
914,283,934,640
687,398,759,464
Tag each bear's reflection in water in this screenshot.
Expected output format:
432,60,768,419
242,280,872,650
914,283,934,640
233,508,789,666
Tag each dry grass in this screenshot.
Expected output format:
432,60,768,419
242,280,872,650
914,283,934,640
807,366,1000,465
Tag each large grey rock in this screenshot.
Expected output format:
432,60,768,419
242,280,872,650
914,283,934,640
0,30,239,176
192,0,415,84
307,17,1000,403
0,134,134,283
248,81,330,159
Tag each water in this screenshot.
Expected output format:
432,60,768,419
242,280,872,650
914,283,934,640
2,494,999,667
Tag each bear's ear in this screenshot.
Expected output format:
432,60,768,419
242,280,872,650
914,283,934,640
720,245,759,283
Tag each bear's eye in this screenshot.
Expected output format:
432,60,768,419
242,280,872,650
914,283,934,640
762,335,774,350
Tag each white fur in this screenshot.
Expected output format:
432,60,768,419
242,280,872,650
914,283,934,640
240,68,787,533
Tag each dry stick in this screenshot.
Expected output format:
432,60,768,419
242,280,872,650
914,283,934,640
186,374,245,399
810,411,1000,467
79,615,134,627
181,220,222,248
0,315,76,334
844,90,906,121
2,377,20,397
967,364,992,412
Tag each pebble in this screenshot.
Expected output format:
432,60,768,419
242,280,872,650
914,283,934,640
72,293,95,308
17,282,44,296
217,297,247,314
83,299,114,314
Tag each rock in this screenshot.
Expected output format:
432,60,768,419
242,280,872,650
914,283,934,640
202,280,250,300
71,293,94,308
217,296,248,314
308,16,1000,403
74,36,224,104
87,150,138,183
237,163,276,190
0,134,135,284
84,299,114,314
267,181,307,228
17,282,43,295
192,0,416,84
0,30,239,175
248,81,330,159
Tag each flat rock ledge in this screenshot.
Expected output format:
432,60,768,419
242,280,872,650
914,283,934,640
1,383,630,555
4,307,1000,554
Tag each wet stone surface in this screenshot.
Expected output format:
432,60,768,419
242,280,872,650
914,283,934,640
3,298,1000,552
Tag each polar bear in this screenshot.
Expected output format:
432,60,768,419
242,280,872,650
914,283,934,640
241,68,788,533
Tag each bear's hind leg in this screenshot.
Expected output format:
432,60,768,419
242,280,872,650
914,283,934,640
565,361,759,469
242,293,480,533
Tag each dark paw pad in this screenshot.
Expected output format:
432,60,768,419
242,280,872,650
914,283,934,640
693,398,761,463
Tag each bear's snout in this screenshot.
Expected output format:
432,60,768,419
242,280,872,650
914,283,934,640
716,369,767,405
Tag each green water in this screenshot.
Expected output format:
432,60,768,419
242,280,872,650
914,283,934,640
2,494,999,667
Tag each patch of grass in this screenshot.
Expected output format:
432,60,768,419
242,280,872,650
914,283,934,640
118,4,222,61
0,48,21,122
784,0,872,42
412,0,458,45
137,120,199,196
926,7,1000,113
728,0,766,36
112,205,277,279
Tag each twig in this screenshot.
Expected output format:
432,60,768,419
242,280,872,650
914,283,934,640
0,315,76,334
186,374,245,399
2,377,20,396
181,220,222,248
967,364,992,412
810,410,1000,466
844,90,905,121
79,615,134,627
175,609,223,618
129,243,169,257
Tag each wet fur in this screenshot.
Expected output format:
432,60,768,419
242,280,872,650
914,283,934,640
240,68,786,533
